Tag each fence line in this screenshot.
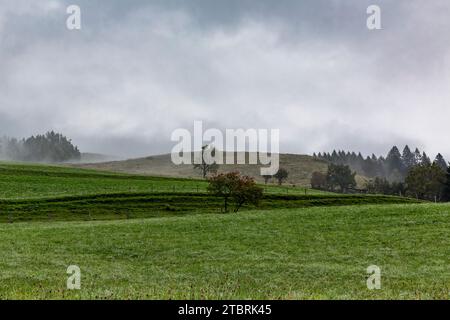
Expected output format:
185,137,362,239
146,184,311,195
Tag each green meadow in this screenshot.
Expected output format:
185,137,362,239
0,162,448,299
0,162,328,199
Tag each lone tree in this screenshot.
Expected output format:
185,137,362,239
261,174,272,185
326,163,356,193
310,171,327,190
194,145,219,179
232,175,264,212
274,168,289,185
207,172,263,213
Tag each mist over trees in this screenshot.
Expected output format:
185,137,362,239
314,145,447,182
314,145,450,201
0,131,80,162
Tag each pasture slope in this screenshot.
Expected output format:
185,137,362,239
73,152,371,187
73,152,330,186
0,162,414,223
0,162,448,299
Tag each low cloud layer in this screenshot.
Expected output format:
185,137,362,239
1,0,449,159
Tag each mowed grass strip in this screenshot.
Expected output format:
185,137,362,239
0,203,448,299
0,192,421,223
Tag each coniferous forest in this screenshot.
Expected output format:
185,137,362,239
314,146,450,201
314,146,447,181
0,131,80,162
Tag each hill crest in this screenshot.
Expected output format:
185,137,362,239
73,152,329,186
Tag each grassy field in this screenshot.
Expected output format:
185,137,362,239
0,162,418,223
0,162,328,200
0,192,420,223
0,161,447,300
0,203,448,299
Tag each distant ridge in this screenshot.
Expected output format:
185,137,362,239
78,153,122,163
72,152,329,186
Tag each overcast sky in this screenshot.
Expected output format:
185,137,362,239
1,0,449,159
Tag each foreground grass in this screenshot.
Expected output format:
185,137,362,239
0,203,448,299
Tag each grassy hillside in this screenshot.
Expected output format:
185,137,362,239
0,161,326,200
1,203,448,299
79,153,121,163
0,162,203,199
0,161,445,300
72,153,331,186
0,162,418,223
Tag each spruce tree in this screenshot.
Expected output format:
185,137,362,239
386,146,404,176
421,152,431,165
331,150,339,163
402,145,415,171
433,153,448,171
442,166,450,202
362,156,376,177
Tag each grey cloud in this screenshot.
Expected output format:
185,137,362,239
0,1,449,159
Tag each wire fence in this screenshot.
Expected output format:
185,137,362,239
145,184,314,195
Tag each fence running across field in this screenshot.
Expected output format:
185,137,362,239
145,184,319,195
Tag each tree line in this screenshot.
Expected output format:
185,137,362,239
0,131,81,162
314,146,447,182
365,162,450,201
312,146,450,202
